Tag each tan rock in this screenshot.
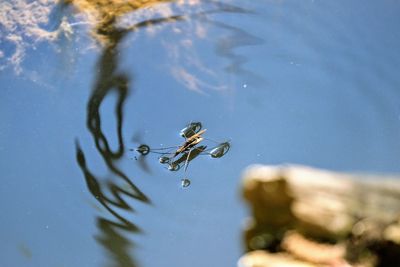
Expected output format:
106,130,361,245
238,250,316,267
241,164,400,267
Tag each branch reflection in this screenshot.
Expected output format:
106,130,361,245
69,1,260,266
71,2,184,267
76,142,141,266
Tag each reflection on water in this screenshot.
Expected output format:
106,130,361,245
76,143,145,266
2,1,400,267
211,19,263,81
0,0,261,93
68,0,258,266
70,1,181,266
18,244,32,260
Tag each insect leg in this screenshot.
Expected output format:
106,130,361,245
183,148,193,173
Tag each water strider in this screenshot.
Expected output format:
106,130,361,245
130,122,230,187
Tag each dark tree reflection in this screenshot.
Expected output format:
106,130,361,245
76,142,141,266
68,1,260,266
70,2,184,266
74,20,146,264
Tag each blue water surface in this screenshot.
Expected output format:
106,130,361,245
1,1,400,267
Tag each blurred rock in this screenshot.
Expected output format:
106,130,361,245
238,250,316,267
239,165,400,267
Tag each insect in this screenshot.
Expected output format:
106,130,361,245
131,122,230,186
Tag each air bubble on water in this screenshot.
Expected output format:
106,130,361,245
181,178,191,188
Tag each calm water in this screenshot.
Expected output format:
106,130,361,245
1,1,400,267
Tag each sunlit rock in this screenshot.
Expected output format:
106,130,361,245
238,250,316,267
240,164,400,267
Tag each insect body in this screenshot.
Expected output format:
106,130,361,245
173,129,206,158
